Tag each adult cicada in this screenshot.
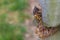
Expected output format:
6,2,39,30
33,5,58,38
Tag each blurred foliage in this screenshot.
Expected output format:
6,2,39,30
0,0,29,11
0,0,30,40
9,0,28,11
0,13,26,40
18,11,30,23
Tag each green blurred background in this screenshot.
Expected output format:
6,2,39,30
0,0,30,40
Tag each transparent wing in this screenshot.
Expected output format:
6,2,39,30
33,18,39,26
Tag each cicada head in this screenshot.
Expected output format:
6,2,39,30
33,6,42,23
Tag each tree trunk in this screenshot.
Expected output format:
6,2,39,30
38,0,60,27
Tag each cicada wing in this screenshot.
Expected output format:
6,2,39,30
33,18,39,26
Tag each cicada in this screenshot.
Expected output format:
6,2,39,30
33,6,58,38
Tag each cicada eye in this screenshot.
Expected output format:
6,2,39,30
33,6,40,15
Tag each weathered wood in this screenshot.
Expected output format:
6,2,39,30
39,0,60,27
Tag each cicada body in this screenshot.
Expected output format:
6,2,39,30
33,6,58,38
